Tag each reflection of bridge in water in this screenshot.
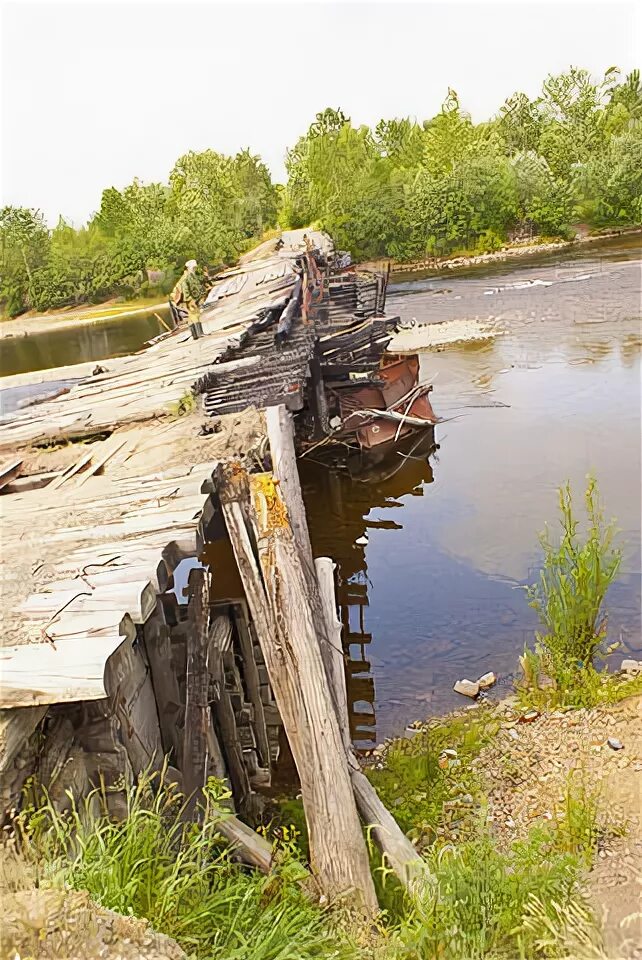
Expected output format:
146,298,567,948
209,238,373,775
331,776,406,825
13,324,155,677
301,432,437,749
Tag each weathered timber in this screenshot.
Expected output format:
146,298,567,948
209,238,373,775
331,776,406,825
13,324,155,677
182,568,211,813
315,558,350,745
0,459,23,492
218,464,377,912
265,406,350,728
232,602,271,768
213,809,273,873
104,632,163,775
142,601,183,765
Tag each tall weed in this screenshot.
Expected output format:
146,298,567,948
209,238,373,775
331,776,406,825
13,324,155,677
16,773,358,960
523,477,622,706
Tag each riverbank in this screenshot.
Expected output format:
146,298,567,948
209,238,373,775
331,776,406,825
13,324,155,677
0,298,167,339
8,683,640,960
363,226,642,277
365,683,642,959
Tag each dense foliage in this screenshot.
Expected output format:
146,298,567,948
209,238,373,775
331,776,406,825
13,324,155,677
281,67,642,260
2,66,640,316
1,150,278,316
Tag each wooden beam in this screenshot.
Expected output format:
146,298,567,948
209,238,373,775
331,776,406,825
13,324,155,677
182,568,211,815
315,555,432,898
142,601,183,766
232,602,271,769
265,405,345,725
218,464,378,913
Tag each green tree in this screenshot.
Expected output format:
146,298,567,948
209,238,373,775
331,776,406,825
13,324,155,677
0,206,50,316
579,129,642,225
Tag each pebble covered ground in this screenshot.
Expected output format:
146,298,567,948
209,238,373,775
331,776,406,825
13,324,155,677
365,685,642,960
0,888,186,960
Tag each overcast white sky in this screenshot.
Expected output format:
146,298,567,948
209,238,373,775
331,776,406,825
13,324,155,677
1,0,639,225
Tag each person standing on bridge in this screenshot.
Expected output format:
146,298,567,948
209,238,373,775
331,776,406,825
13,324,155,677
170,259,203,328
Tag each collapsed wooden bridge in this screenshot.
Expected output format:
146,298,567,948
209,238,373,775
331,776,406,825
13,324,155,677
0,229,436,908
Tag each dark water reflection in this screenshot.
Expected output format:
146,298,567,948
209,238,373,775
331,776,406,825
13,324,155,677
304,238,642,743
0,308,168,378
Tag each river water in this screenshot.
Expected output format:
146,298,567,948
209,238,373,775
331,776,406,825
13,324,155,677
0,307,167,379
1,239,640,744
303,237,642,743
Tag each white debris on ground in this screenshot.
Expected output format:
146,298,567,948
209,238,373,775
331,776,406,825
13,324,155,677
389,317,504,352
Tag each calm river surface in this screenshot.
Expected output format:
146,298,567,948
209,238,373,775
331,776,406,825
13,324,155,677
303,237,642,744
0,308,167,379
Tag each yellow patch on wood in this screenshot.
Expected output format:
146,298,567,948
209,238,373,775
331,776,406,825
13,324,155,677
251,473,289,533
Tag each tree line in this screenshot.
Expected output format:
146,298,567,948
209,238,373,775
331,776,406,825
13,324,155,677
2,67,640,317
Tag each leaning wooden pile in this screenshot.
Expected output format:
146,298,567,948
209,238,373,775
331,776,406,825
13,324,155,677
216,406,431,907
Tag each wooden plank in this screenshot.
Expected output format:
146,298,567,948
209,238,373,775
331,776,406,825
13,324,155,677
316,557,432,897
182,568,211,816
232,603,271,769
142,601,184,766
0,616,136,707
0,459,23,492
49,450,95,490
75,436,129,486
315,558,349,745
0,706,47,773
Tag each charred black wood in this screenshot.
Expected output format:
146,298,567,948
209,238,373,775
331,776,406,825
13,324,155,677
274,278,302,346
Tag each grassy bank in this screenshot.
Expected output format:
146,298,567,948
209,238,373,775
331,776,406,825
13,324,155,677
365,225,642,277
7,695,634,960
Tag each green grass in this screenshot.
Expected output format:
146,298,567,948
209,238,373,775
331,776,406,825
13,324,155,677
518,649,642,710
366,708,500,850
370,769,606,960
384,828,587,960
168,390,197,418
16,773,359,960
13,737,610,960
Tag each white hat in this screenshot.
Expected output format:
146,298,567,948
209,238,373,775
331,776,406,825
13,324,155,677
185,259,197,269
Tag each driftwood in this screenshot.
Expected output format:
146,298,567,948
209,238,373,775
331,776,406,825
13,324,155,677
218,465,378,913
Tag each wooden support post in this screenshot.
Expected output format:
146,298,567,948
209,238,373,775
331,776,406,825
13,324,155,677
265,405,344,724
182,567,211,814
315,558,349,745
233,602,271,769
218,465,378,914
143,601,183,766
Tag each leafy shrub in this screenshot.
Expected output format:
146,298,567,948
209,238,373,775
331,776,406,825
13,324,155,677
523,477,622,705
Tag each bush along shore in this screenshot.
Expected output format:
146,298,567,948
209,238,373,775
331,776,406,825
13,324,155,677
2,476,641,960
